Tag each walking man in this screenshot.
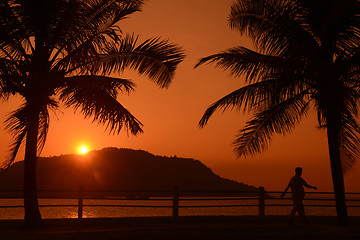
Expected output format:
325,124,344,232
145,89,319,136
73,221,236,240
281,167,317,224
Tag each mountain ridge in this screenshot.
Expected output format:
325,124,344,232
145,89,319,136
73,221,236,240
0,147,259,197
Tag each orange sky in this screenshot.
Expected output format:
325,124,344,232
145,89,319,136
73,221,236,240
0,0,359,192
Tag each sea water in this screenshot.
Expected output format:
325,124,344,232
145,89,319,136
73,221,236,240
0,197,359,220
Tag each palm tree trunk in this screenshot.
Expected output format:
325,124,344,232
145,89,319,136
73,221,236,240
23,113,42,228
326,114,348,225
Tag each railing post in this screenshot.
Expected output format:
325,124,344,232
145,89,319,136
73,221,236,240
78,185,83,219
258,186,265,216
172,186,179,217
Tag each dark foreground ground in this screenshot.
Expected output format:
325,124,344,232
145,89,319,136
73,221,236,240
1,216,360,240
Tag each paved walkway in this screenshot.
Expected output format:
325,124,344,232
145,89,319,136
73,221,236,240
1,216,360,240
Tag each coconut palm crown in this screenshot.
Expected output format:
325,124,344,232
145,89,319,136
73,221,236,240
0,0,184,227
196,0,360,225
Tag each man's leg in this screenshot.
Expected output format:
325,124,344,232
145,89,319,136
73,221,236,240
297,199,308,224
288,200,297,223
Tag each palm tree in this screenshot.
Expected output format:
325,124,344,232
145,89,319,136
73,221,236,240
196,0,360,225
0,0,184,228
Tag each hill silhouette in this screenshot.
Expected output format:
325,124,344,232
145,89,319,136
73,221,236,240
0,148,259,197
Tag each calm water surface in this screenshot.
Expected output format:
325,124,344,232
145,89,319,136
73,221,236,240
1,197,359,220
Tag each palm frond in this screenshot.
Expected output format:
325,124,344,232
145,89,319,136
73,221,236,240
0,1,32,61
0,56,29,97
69,34,185,88
50,0,144,63
81,0,144,30
195,46,285,83
228,0,272,34
103,0,145,26
1,99,56,169
198,78,282,127
336,83,360,171
2,129,26,170
228,0,290,53
199,65,311,127
336,25,360,59
233,94,309,158
228,0,319,56
62,75,135,96
340,111,360,172
60,75,142,135
2,104,27,169
37,101,58,157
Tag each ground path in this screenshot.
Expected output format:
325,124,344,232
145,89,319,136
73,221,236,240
1,216,359,239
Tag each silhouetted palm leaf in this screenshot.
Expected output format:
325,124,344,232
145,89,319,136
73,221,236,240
95,35,185,88
60,75,142,135
196,47,286,81
3,106,27,169
233,94,309,157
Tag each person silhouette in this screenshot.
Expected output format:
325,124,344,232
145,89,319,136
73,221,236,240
281,167,317,224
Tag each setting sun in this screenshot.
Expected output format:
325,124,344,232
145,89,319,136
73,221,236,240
78,145,89,155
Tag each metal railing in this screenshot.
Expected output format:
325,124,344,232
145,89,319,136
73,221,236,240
1,187,359,219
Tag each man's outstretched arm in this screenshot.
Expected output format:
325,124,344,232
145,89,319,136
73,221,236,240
304,183,317,190
281,183,290,198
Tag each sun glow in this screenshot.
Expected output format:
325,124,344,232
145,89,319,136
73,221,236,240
78,145,89,155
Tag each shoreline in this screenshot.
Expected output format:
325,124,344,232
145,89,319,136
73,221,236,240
1,215,360,240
